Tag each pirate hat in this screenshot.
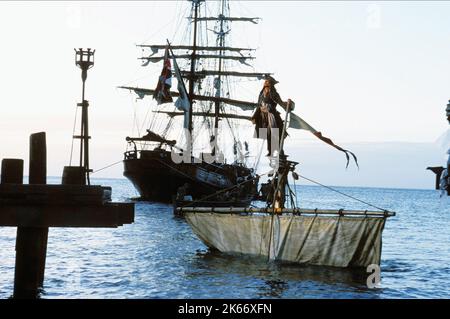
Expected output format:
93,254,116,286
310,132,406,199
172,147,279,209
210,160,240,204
264,75,279,85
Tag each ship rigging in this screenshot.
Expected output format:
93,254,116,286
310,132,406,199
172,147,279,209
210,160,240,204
120,0,265,202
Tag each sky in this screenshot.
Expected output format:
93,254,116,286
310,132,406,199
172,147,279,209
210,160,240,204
0,1,449,190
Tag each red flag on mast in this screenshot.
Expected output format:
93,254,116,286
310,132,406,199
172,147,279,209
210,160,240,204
153,47,173,105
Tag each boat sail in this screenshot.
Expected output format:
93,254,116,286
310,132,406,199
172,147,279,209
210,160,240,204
119,0,267,203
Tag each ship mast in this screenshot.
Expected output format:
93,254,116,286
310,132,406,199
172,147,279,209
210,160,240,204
121,1,266,160
212,0,227,155
188,0,201,153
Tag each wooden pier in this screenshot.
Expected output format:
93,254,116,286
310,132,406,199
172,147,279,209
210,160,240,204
0,132,134,298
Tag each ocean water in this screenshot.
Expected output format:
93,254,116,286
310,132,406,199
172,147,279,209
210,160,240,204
0,178,449,299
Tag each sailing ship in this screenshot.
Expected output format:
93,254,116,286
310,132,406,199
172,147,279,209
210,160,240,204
119,0,269,203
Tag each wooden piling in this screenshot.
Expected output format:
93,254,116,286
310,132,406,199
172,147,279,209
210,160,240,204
1,159,23,184
0,158,35,299
0,132,134,298
4,133,49,298
28,132,48,289
14,227,48,298
29,132,46,184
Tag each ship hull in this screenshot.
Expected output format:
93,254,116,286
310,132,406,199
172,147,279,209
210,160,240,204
123,149,257,202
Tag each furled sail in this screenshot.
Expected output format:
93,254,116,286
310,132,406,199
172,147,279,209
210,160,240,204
118,86,257,111
155,111,252,122
126,130,176,146
180,70,271,79
137,44,255,54
140,54,255,65
195,15,260,24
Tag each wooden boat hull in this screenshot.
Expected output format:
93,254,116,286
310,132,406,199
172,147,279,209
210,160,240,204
123,149,258,202
184,211,389,268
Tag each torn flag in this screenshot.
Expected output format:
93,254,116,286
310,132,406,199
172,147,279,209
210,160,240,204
289,112,358,168
171,49,190,129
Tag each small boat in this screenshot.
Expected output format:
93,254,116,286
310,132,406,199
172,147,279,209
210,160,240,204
178,106,396,268
181,206,394,268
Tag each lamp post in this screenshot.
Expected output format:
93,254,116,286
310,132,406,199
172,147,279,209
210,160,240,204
74,48,95,185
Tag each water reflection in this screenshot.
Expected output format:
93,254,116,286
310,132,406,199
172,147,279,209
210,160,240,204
188,249,378,298
261,280,288,298
1,180,448,298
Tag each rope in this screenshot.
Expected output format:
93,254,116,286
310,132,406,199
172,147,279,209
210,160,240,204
253,139,265,171
91,160,123,175
132,97,139,137
298,173,388,212
139,105,152,137
292,175,299,208
161,116,174,139
286,182,296,209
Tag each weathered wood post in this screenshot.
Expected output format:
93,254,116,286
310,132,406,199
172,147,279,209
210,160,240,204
1,159,23,184
10,133,47,298
28,132,48,289
14,227,47,298
0,132,134,298
0,158,38,299
4,132,49,298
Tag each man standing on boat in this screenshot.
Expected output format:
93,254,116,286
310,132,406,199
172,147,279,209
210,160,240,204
252,75,293,156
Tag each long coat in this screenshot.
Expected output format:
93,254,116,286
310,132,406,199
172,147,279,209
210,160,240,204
251,87,285,139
